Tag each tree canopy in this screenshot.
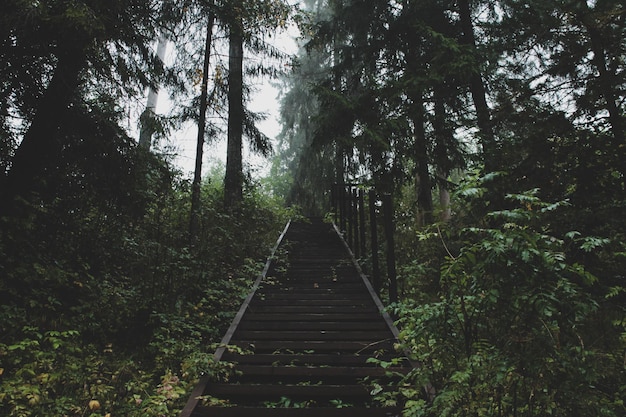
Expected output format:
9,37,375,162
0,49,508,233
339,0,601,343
1,0,624,416
272,0,625,414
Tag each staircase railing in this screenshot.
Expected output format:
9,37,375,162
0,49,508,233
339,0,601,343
330,184,398,303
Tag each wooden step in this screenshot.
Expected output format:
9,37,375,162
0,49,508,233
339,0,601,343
231,340,395,353
248,305,378,314
241,313,383,321
238,321,388,331
192,406,401,417
222,353,407,366
255,292,372,300
234,365,408,378
250,299,374,306
259,283,366,290
179,218,411,417
233,330,392,341
206,383,370,399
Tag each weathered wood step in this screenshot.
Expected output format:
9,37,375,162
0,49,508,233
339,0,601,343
238,321,388,331
285,268,347,273
234,365,408,378
222,353,407,366
192,406,401,417
280,278,362,284
255,292,372,300
258,286,369,294
248,305,378,314
179,218,412,417
285,269,358,275
231,340,395,353
260,283,366,290
250,299,373,306
233,330,392,341
206,383,370,399
241,313,383,321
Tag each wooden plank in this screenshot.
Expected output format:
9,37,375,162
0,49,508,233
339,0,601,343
222,353,407,366
179,221,291,417
231,340,395,353
248,305,378,314
234,330,393,341
192,406,401,417
239,313,383,321
178,376,209,417
250,299,373,306
207,383,369,398
255,293,372,300
238,321,388,331
292,283,365,289
212,220,292,362
179,219,418,417
259,283,366,290
234,365,409,377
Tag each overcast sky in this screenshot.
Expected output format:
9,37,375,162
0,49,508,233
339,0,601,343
155,22,300,179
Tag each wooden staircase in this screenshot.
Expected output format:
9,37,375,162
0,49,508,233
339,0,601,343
180,218,411,416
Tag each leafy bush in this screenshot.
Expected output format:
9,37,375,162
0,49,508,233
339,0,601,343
392,173,625,417
0,157,293,416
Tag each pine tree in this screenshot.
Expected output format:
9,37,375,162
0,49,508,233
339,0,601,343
0,0,184,216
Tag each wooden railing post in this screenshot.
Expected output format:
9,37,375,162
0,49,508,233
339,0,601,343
346,187,353,248
382,193,398,303
368,189,381,295
358,189,366,258
331,184,338,225
351,187,359,256
331,184,397,301
339,185,347,233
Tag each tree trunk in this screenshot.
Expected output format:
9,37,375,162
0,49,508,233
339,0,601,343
139,35,168,150
335,142,345,185
189,13,215,242
457,0,497,172
412,92,434,226
438,170,452,222
433,84,452,222
1,45,87,216
223,23,244,209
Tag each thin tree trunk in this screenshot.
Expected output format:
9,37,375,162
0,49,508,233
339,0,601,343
433,84,452,222
458,0,497,172
335,142,345,185
189,13,215,242
1,46,87,216
412,92,434,226
224,22,244,209
402,0,433,225
139,36,168,150
438,170,451,222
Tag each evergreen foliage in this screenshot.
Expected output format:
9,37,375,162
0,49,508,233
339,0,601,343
390,174,625,416
0,161,292,416
1,0,625,415
277,0,626,414
0,1,296,415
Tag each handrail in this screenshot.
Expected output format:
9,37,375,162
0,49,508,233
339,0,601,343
330,184,398,304
331,188,437,402
178,219,292,417
332,220,436,402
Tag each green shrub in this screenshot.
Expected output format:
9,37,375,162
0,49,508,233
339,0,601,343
392,173,625,417
0,161,293,416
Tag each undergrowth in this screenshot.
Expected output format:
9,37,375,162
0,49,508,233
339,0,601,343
0,165,295,417
388,172,626,417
